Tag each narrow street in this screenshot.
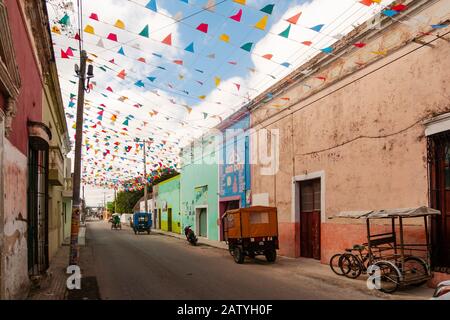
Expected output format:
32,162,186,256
87,220,376,300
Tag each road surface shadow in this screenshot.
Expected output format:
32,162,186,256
67,276,101,300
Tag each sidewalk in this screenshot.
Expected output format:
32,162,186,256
27,245,70,300
151,227,434,300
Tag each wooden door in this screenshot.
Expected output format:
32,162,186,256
430,134,450,268
300,179,321,260
167,208,172,232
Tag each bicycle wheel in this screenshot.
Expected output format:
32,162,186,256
329,254,345,276
403,256,429,287
373,261,400,293
340,253,363,279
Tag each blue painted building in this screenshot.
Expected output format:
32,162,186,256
218,112,251,240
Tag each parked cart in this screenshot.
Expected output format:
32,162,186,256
330,206,440,293
222,206,279,264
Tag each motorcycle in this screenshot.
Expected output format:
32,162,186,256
184,226,198,246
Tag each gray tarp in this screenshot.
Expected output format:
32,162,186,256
330,206,440,219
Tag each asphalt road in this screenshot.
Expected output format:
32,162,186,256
86,220,376,300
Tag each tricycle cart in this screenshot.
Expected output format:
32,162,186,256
133,212,152,235
331,206,440,293
222,206,279,264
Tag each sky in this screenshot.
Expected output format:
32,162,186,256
46,0,394,206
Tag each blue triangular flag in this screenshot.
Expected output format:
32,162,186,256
382,9,398,17
281,62,290,68
118,47,125,55
184,42,194,53
321,46,333,54
145,0,157,12
310,24,324,32
135,80,145,87
147,76,156,82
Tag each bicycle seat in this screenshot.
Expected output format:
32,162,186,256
345,244,365,252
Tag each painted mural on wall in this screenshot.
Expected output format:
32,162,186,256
219,115,251,207
194,185,208,205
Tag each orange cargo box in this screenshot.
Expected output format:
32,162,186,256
223,206,278,240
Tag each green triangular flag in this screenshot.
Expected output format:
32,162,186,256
279,25,291,38
240,42,253,52
260,4,274,14
59,14,70,26
139,25,149,38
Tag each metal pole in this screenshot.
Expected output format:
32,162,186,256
114,187,117,213
69,50,87,266
144,140,148,213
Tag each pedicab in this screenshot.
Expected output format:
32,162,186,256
222,206,278,264
331,206,440,293
133,212,152,235
110,213,121,230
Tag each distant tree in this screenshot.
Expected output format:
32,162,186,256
106,201,115,213
114,190,144,213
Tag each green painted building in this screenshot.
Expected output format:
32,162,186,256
156,175,181,234
180,135,219,240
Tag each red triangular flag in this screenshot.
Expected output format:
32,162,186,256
286,12,302,24
138,57,146,63
74,33,80,40
196,23,208,33
89,13,99,20
66,47,74,56
302,41,312,46
262,54,273,60
61,49,69,59
353,42,366,48
161,33,172,45
359,0,373,6
117,69,126,79
106,86,113,92
173,60,183,65
234,83,240,91
109,58,115,64
228,61,237,65
107,33,118,42
230,9,242,22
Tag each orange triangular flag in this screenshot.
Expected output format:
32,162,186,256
286,12,302,24
161,33,172,45
117,69,126,79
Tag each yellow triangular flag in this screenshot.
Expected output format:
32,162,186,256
255,15,268,30
51,25,61,34
214,77,221,87
219,34,230,43
233,0,246,4
198,95,206,100
72,123,76,129
114,19,125,30
84,24,95,34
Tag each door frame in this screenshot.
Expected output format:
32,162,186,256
195,205,208,238
292,171,326,258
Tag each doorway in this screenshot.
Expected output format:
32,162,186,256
219,199,240,240
167,208,172,232
299,178,321,260
429,132,450,268
158,209,161,229
196,207,208,237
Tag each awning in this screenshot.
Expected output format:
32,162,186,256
330,206,441,219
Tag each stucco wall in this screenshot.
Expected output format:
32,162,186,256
4,0,43,154
250,2,450,261
180,139,219,240
2,138,29,299
157,176,181,234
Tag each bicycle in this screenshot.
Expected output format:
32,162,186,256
329,244,373,278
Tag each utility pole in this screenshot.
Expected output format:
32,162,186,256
143,140,148,213
114,187,117,213
69,50,93,266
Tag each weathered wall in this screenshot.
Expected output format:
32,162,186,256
250,1,450,262
2,138,29,299
4,0,43,154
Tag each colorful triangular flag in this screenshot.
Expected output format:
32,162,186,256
255,15,269,30
139,25,150,37
145,0,157,12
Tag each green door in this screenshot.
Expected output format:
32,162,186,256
199,208,207,237
167,208,172,232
